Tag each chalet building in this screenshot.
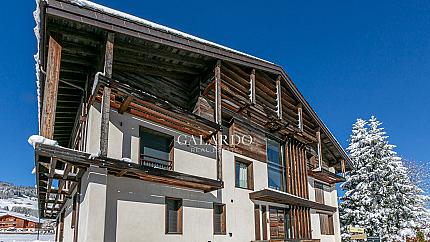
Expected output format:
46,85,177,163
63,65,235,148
0,212,41,232
33,0,352,241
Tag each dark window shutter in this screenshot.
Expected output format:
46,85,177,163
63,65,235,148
213,204,226,234
166,198,182,234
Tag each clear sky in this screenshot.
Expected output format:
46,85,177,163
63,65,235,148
1,0,429,186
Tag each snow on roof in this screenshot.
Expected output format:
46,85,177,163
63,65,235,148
66,0,274,65
0,209,41,223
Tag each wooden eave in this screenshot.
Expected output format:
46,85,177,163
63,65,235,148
250,189,337,213
35,143,223,218
39,0,352,169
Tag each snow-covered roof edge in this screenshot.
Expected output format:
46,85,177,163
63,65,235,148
0,209,41,223
66,0,274,65
33,0,42,132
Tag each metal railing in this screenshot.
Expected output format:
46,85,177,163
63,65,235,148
140,154,173,171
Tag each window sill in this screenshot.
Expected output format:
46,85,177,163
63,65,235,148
165,232,182,235
235,185,254,191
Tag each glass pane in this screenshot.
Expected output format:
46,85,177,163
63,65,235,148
267,139,285,191
267,139,280,165
235,161,248,189
140,129,172,168
268,166,283,190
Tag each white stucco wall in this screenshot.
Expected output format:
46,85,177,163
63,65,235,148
86,103,217,179
79,102,342,242
308,176,341,242
62,199,74,242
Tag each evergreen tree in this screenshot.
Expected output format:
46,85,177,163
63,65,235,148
340,116,428,241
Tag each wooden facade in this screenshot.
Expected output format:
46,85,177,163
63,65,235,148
0,214,40,230
33,0,352,241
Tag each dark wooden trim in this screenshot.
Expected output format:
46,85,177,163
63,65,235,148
215,60,223,181
262,205,268,240
213,203,226,235
254,205,260,240
100,33,114,157
249,189,337,213
165,197,183,235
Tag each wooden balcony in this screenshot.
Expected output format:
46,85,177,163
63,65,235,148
307,162,345,184
34,143,224,218
140,155,173,171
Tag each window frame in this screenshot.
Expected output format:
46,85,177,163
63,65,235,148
266,138,286,192
234,157,254,190
213,203,226,235
139,127,174,170
314,181,325,204
319,213,334,235
165,197,183,234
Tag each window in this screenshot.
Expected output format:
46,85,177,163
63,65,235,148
235,158,253,190
213,204,226,235
140,127,174,170
319,213,334,235
267,139,285,191
165,198,182,234
314,182,325,204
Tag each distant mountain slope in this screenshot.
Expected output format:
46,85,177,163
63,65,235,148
0,182,38,217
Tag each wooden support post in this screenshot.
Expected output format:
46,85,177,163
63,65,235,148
316,129,322,171
215,60,223,180
341,159,346,177
41,37,62,139
250,69,256,105
100,33,114,157
275,75,282,119
297,103,303,132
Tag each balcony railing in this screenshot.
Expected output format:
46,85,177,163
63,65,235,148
140,155,173,171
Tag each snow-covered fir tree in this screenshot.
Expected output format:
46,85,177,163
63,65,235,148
340,116,428,241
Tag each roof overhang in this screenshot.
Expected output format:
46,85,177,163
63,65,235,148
37,0,353,169
250,189,337,213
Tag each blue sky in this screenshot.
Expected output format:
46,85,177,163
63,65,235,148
0,0,429,186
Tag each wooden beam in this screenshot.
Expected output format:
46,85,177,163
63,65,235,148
250,69,256,105
275,75,282,119
215,60,223,181
41,36,62,139
104,33,114,78
341,159,346,177
118,95,133,114
298,103,303,132
316,130,322,171
100,33,114,157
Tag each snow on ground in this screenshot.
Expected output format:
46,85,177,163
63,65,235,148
0,234,54,242
0,196,37,211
